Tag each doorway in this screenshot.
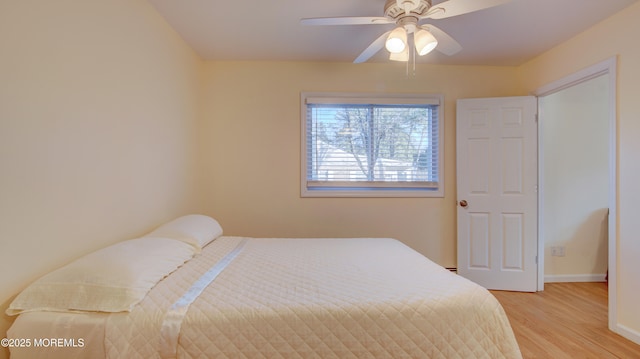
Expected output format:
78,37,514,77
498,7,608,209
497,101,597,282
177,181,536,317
535,57,617,329
539,74,609,283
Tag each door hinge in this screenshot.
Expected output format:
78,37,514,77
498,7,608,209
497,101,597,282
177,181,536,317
535,255,538,264
535,113,539,123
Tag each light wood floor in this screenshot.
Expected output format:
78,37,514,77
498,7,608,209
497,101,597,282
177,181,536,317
491,282,640,359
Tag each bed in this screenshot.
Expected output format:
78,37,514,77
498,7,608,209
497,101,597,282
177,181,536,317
6,215,522,359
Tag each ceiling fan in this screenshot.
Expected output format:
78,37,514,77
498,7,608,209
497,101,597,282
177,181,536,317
301,0,512,63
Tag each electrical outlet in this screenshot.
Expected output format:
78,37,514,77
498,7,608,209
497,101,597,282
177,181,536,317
551,246,566,257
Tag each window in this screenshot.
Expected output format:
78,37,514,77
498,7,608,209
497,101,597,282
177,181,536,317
301,93,444,197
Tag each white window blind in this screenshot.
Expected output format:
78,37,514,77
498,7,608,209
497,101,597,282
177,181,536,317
301,93,444,197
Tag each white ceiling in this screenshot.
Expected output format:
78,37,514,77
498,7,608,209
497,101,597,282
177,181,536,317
147,0,637,66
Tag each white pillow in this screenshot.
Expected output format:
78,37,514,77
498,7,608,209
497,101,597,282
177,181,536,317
145,214,223,251
6,237,195,315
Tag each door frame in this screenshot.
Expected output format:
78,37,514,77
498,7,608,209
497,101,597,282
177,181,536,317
534,57,617,327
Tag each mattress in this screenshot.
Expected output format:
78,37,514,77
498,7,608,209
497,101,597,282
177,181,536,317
8,236,522,358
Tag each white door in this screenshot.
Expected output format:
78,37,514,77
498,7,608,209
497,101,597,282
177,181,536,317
456,96,538,292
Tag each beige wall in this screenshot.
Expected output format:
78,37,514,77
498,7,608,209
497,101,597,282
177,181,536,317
0,1,203,355
541,75,609,279
199,61,523,266
519,1,640,343
2,0,640,354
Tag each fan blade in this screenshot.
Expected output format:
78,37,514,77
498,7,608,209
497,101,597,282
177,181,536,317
421,25,462,56
427,0,511,20
301,17,393,26
354,30,392,63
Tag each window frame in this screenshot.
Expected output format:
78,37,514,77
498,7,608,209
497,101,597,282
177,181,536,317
300,92,445,198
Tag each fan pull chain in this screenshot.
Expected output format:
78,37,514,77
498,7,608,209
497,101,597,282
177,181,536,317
405,54,409,77
405,33,416,77
412,42,416,76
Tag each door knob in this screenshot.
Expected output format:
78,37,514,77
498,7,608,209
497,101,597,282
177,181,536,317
459,200,468,208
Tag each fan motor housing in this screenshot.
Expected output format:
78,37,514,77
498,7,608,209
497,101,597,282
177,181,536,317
384,0,432,20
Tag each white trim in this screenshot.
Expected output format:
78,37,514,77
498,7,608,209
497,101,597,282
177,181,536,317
544,274,607,283
534,57,617,332
613,324,640,346
305,93,441,105
534,58,615,97
536,100,544,292
607,58,618,334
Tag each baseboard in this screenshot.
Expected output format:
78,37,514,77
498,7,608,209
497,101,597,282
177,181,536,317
544,274,607,283
613,323,640,346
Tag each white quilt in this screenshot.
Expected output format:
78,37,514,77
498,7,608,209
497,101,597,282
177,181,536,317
11,236,522,358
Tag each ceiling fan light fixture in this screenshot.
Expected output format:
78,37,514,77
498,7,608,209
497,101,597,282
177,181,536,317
414,29,438,56
385,27,407,53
